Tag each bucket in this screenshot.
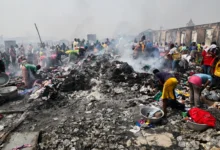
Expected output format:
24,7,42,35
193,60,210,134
140,106,164,123
0,86,18,99
186,120,209,131
0,73,10,86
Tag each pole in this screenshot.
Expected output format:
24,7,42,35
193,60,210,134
34,23,43,46
159,26,162,46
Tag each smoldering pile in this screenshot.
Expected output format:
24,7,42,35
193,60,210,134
59,54,156,98
37,54,164,150
16,54,219,150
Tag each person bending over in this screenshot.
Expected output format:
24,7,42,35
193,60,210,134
153,69,185,116
21,64,41,88
188,73,213,107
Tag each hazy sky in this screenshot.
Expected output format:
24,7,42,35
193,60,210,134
0,0,220,40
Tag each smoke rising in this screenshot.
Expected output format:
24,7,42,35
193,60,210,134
116,37,165,73
1,0,220,40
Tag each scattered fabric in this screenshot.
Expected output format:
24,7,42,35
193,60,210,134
189,108,216,127
12,144,32,150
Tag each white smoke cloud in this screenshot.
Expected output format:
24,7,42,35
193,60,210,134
1,0,220,40
116,37,165,73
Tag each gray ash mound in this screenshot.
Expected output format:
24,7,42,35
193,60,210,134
60,54,153,92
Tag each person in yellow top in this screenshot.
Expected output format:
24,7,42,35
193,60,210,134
153,69,185,116
102,42,108,48
39,51,43,56
196,43,202,64
197,43,201,52
211,50,220,86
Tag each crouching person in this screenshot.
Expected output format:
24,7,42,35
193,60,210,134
188,73,213,107
21,64,41,88
153,69,185,117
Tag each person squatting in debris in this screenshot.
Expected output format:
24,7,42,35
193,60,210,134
153,69,185,116
177,50,191,73
188,73,213,107
21,64,41,88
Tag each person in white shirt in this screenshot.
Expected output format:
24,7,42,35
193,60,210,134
168,43,181,71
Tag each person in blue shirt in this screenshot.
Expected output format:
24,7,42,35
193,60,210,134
146,40,153,49
145,39,153,57
188,73,213,107
190,42,197,61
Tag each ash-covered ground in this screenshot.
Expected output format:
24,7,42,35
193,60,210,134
1,54,220,150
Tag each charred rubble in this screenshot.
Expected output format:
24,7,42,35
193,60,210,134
1,54,220,150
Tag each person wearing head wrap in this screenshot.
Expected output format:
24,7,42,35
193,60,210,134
153,69,185,116
188,73,213,107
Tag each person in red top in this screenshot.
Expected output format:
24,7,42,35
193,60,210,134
202,42,218,74
201,49,214,74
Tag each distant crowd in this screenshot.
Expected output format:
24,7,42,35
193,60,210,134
133,34,220,75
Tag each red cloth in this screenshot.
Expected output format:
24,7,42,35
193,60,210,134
189,108,216,127
40,55,46,60
202,50,213,66
160,52,166,56
51,54,57,59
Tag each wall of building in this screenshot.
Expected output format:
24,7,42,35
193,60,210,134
139,22,220,46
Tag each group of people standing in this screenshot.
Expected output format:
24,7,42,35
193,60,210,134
0,38,117,88
0,45,25,73
133,37,160,59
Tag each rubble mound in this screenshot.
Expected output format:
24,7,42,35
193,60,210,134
60,54,153,92
6,54,218,150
